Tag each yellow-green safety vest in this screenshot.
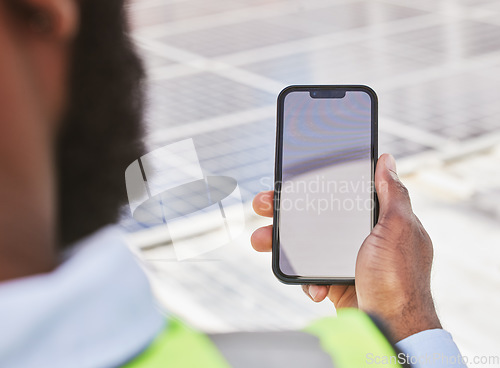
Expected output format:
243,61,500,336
124,308,404,368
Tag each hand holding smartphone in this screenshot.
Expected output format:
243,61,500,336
273,85,378,284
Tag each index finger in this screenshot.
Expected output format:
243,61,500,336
252,190,274,217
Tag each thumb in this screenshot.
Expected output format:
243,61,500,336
375,154,413,222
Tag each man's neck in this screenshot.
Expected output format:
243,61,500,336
0,199,57,281
0,250,56,281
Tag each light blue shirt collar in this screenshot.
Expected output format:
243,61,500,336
0,226,165,368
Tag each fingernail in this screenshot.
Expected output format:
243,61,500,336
385,154,397,173
309,285,321,301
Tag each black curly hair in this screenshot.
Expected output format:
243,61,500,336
56,0,146,247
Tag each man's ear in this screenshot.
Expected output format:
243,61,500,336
12,0,78,41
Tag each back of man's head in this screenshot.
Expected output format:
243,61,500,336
0,0,144,280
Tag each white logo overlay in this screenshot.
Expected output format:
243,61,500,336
125,139,245,260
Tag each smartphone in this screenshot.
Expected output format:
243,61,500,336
273,85,378,284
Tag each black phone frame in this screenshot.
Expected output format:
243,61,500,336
272,85,379,285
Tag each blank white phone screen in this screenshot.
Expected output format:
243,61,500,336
279,90,374,278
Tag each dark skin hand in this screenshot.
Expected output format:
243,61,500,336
251,153,442,342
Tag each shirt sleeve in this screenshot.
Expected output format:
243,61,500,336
395,329,467,368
